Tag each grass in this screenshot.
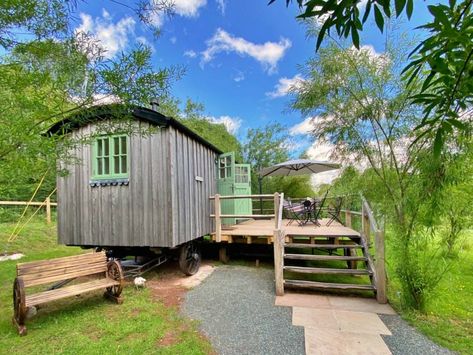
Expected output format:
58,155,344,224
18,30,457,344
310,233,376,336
387,236,473,355
0,220,212,354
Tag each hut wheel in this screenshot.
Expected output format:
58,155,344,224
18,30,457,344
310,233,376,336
179,242,201,276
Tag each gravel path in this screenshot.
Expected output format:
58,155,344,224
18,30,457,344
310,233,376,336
182,265,454,355
182,266,305,355
380,314,455,355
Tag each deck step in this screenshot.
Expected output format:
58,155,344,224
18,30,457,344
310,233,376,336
284,254,366,261
283,266,372,275
284,279,376,291
285,243,362,249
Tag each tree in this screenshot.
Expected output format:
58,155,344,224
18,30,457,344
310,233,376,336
271,0,473,156
0,1,181,203
243,123,314,198
290,35,472,310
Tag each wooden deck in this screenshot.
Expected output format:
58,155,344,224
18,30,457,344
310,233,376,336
212,218,360,243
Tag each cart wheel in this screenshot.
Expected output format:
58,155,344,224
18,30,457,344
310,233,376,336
179,242,201,276
106,260,124,297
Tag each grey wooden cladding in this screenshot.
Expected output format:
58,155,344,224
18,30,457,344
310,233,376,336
57,121,217,248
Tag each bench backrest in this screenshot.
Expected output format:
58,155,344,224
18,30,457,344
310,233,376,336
17,252,108,288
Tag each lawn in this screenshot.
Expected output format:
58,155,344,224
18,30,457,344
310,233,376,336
0,220,212,354
384,232,473,355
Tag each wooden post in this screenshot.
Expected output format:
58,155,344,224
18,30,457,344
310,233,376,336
219,246,229,263
274,192,280,229
374,229,387,303
273,229,284,296
362,203,371,245
345,210,352,228
215,194,222,243
45,197,51,224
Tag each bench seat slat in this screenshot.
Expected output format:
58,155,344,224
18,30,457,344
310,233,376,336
21,261,108,281
25,278,119,307
17,253,106,275
23,266,108,288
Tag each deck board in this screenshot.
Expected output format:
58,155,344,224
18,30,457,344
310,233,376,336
214,218,360,240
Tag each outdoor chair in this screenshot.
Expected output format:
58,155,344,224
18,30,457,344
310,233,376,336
326,197,344,226
312,189,330,225
283,199,310,226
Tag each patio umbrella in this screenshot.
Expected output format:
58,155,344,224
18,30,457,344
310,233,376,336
259,159,340,177
256,159,340,212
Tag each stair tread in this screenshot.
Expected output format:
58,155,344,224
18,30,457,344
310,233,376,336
284,279,376,291
284,254,367,261
283,266,372,275
285,243,362,249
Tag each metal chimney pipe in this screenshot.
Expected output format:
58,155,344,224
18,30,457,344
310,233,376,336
150,99,159,111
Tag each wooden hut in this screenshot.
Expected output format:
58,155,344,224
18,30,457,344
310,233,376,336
48,104,252,274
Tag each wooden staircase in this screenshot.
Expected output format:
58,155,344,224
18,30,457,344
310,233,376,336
272,193,387,303
282,237,377,294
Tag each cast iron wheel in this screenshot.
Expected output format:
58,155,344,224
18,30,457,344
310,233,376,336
179,242,201,276
106,260,124,297
13,278,27,335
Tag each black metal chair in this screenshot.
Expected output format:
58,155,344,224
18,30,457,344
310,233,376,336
312,189,330,225
284,199,311,226
326,197,344,226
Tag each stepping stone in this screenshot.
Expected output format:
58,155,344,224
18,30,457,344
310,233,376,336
276,293,331,308
304,327,392,355
327,295,396,315
292,307,391,335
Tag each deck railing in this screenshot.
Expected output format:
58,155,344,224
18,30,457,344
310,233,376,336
209,193,284,242
340,194,387,303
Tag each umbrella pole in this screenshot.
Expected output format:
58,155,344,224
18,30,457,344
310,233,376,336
258,176,263,214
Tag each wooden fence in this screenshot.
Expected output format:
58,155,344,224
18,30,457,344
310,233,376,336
0,198,58,224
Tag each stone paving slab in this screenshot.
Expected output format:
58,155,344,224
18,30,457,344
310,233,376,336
276,292,396,315
305,327,392,355
293,307,392,335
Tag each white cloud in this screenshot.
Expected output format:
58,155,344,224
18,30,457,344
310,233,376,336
184,49,197,58
170,36,177,44
289,116,317,135
266,74,304,98
147,0,207,27
201,28,292,74
75,11,136,59
174,0,207,17
216,0,226,15
206,115,242,134
233,71,245,82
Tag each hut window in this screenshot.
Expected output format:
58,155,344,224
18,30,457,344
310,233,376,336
235,166,249,183
219,156,232,179
92,135,128,180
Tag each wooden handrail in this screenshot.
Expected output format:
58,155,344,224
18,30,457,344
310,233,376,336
210,214,275,218
209,194,274,200
0,201,58,206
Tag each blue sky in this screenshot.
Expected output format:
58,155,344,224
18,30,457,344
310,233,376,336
73,0,436,161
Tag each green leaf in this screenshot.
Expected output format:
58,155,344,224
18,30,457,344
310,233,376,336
406,0,414,19
316,20,331,50
395,0,406,17
446,118,467,130
374,5,384,33
362,0,372,23
433,128,443,158
351,25,360,49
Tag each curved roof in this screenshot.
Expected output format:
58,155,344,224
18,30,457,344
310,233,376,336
47,104,222,153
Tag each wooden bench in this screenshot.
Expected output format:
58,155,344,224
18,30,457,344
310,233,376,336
12,252,124,336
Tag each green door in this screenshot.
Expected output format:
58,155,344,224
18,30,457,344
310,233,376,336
217,152,235,225
234,164,252,223
217,153,252,225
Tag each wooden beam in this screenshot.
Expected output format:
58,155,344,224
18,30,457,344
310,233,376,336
375,229,387,303
45,197,51,224
210,214,275,218
0,201,57,206
215,194,221,243
345,210,352,228
209,194,275,200
273,229,284,296
274,192,280,230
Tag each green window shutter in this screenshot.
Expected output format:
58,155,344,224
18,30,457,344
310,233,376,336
92,134,129,180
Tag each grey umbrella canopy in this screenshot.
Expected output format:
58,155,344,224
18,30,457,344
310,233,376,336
259,159,340,177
